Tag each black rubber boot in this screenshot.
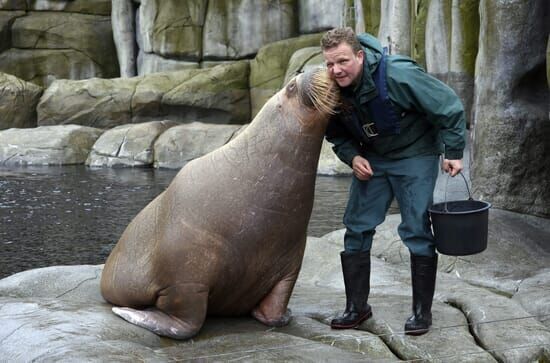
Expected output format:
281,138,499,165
404,254,438,336
331,250,372,329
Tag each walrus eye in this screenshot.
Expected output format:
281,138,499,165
286,80,297,94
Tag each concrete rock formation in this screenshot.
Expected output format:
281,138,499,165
0,71,42,130
86,121,177,168
1,208,549,361
471,0,550,217
0,0,547,217
0,2,117,86
36,61,250,129
0,125,102,166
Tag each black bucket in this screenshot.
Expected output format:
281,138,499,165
429,173,491,256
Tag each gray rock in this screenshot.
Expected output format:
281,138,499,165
27,0,111,15
153,61,250,125
112,0,137,77
298,0,345,34
448,0,478,125
378,0,411,56
200,60,238,68
317,138,352,176
0,0,26,10
0,72,42,130
425,0,450,81
1,205,549,361
441,279,550,363
86,121,177,168
26,0,111,15
513,268,550,329
37,62,250,128
0,265,105,302
10,11,119,80
138,0,207,60
0,48,108,88
471,0,550,217
202,0,298,60
0,10,25,52
153,122,242,169
137,51,199,75
0,125,102,165
37,77,139,128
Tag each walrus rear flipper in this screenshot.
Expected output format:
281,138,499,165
251,273,298,327
112,282,209,340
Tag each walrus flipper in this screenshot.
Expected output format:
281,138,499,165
251,274,297,327
113,282,209,340
112,307,198,340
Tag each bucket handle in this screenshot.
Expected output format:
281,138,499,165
443,171,472,213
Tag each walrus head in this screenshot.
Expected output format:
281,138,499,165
281,68,340,130
297,68,341,115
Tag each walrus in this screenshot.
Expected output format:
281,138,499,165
100,68,340,340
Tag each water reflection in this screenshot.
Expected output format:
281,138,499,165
0,166,350,278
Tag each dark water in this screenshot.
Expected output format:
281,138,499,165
0,166,350,278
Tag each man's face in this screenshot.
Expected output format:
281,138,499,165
323,42,364,88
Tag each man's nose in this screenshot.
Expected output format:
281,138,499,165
332,65,342,75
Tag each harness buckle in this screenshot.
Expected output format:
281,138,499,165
362,122,379,138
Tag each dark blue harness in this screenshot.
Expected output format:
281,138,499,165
339,48,401,144
366,48,401,137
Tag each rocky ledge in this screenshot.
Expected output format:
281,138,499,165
1,209,549,362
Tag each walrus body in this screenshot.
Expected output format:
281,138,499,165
100,70,339,339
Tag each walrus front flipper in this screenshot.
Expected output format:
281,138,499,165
113,282,209,340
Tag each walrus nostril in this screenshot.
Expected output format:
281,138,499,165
301,69,340,115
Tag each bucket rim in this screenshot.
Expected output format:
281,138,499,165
429,200,491,215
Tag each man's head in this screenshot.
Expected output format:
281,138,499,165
320,27,364,88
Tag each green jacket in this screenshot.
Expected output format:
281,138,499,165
326,33,466,165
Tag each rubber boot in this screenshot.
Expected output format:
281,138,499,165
404,254,438,335
331,250,372,329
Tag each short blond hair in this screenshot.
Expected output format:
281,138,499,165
320,27,362,53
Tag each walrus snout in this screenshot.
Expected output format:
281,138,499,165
298,68,340,115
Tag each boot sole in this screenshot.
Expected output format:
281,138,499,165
330,311,372,329
405,327,430,336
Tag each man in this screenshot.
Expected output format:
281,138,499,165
321,27,465,335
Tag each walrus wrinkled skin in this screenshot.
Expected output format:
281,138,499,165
100,69,340,340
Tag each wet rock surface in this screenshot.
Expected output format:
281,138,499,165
1,208,549,362
0,125,102,166
86,121,177,168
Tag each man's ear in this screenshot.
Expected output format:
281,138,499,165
356,50,365,62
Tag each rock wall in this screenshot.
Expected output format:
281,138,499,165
378,0,411,56
0,1,117,87
471,0,550,217
0,0,548,217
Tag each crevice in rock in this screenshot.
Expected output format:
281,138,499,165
460,280,514,298
0,322,31,344
55,269,100,299
444,300,496,361
129,79,140,123
306,314,404,361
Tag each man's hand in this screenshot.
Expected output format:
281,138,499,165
351,155,373,181
442,159,463,177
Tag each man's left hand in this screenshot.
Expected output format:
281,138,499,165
442,159,463,177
